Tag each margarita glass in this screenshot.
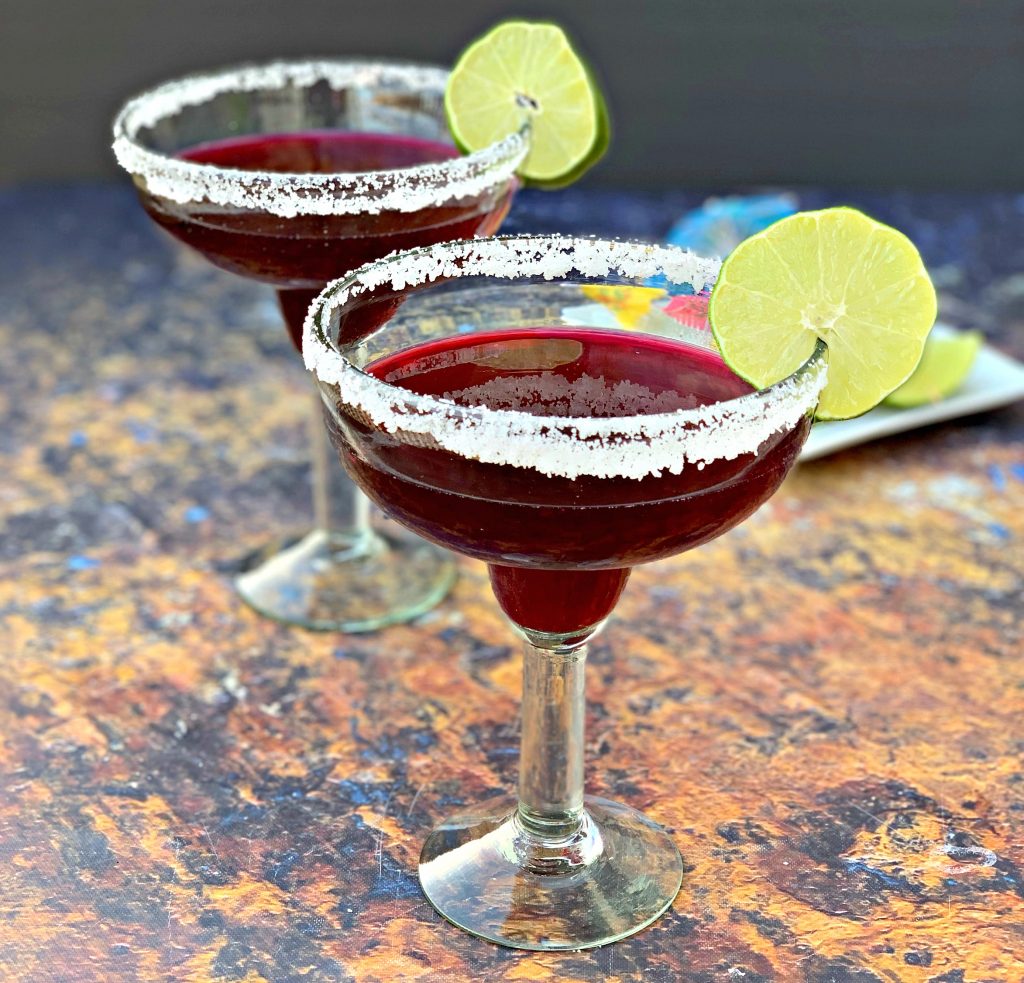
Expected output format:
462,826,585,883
305,235,828,949
112,60,525,630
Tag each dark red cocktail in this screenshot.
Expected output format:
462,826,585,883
306,234,827,950
143,131,513,349
337,327,809,634
113,60,524,631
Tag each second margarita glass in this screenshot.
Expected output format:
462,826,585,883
305,235,828,949
112,60,526,630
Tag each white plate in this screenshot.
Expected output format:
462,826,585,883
800,323,1024,460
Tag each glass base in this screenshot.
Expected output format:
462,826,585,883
419,795,682,951
234,527,456,632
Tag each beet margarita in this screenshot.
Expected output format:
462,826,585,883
154,130,513,349
304,235,828,950
112,60,525,631
340,326,810,636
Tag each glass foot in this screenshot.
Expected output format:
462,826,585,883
419,795,682,950
234,527,456,632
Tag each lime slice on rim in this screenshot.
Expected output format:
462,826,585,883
446,20,609,187
883,329,981,408
708,207,938,420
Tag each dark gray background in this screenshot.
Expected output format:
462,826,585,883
3,0,1023,189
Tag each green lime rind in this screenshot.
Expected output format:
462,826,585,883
708,207,938,422
882,329,982,408
445,19,608,188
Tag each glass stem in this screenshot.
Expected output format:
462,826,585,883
309,384,372,542
517,640,587,839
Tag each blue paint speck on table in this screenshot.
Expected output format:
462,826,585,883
66,555,100,571
126,420,158,443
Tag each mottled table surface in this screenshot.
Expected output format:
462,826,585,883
1,185,1022,983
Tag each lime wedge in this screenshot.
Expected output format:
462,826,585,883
446,20,609,187
708,207,937,420
883,329,981,408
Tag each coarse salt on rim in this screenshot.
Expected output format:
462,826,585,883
112,59,528,219
304,235,828,480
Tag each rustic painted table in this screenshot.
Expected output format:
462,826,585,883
1,186,1022,982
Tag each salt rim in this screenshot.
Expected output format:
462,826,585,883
112,59,528,218
304,235,828,480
